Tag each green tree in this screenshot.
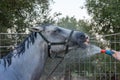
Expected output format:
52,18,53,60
57,16,91,33
0,0,53,33
85,0,120,49
0,0,54,57
85,0,120,79
86,0,120,34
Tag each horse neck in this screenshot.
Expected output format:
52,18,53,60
9,33,48,80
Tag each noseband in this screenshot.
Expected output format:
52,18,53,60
38,30,74,58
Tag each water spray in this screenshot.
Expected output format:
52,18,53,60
101,49,114,56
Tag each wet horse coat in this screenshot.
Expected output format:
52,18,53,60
0,25,88,80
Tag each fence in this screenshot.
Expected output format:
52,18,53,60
0,33,27,58
0,33,120,80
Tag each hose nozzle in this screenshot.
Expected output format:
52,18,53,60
101,49,114,56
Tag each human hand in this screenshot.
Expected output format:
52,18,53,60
112,50,120,61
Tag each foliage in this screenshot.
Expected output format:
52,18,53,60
0,0,53,33
85,0,120,49
0,0,54,57
85,0,120,79
56,16,91,33
85,0,120,34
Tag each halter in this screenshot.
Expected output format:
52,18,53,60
38,30,74,58
38,30,74,79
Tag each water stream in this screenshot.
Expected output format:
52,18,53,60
44,44,102,76
84,44,102,57
65,44,102,63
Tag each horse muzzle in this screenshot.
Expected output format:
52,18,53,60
74,32,89,49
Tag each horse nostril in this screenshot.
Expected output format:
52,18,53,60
76,32,85,38
80,35,85,39
75,32,87,43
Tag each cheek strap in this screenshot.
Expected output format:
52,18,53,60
38,30,74,58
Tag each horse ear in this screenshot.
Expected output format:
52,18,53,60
29,27,43,32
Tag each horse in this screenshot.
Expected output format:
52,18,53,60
0,25,89,80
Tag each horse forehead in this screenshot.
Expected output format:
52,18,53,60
45,25,56,31
45,25,69,32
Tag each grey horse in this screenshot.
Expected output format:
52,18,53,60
0,25,89,80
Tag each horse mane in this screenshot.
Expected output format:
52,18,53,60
1,32,38,67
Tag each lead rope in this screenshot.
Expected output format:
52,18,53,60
46,30,74,79
46,57,64,79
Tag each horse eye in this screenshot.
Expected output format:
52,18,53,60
57,28,62,32
53,30,57,33
53,28,61,33
80,35,85,39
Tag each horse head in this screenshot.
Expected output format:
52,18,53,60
30,25,89,57
0,24,89,80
